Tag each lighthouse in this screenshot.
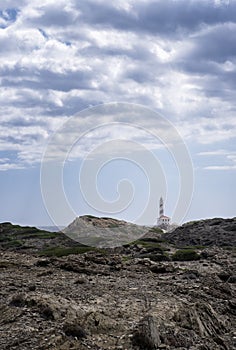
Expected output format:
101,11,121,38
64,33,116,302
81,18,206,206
159,196,164,216
157,196,170,229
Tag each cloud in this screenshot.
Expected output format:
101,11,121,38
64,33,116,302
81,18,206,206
177,116,236,144
198,150,235,156
204,165,236,170
0,0,235,170
0,8,19,28
0,115,68,169
197,148,236,171
73,0,236,37
25,2,79,28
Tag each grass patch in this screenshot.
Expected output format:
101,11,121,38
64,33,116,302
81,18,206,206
172,249,200,261
2,239,23,248
222,246,236,251
86,215,96,219
20,232,58,239
0,236,11,242
184,220,199,226
122,256,132,262
129,239,167,251
178,245,206,250
39,246,95,257
148,227,163,234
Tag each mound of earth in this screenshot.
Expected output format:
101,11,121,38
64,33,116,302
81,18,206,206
63,215,147,247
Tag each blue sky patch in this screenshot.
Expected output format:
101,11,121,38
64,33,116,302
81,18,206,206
0,8,18,28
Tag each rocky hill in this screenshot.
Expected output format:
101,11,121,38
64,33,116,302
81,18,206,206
0,222,82,254
165,217,236,247
0,217,235,350
63,215,147,247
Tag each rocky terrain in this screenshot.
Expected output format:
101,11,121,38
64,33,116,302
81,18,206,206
0,217,235,350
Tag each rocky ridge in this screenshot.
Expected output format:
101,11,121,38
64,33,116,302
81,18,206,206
165,217,236,247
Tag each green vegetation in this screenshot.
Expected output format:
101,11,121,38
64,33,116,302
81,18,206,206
20,232,58,239
184,220,199,226
0,223,57,239
223,246,236,252
39,246,95,257
128,239,168,251
178,245,206,250
86,215,96,219
3,239,23,248
172,249,200,261
122,256,131,262
148,226,163,234
0,236,11,242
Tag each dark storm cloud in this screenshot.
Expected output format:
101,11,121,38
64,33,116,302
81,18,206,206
1,117,48,127
27,4,78,28
0,1,26,11
200,72,236,101
124,64,166,84
1,67,94,92
78,44,155,62
182,24,236,64
76,0,236,37
175,22,236,99
22,0,236,39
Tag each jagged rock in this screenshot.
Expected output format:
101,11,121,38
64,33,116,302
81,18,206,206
83,311,119,334
35,259,52,267
228,299,236,315
63,322,87,339
150,263,175,274
74,277,87,284
0,304,23,325
136,253,170,262
133,315,161,349
228,275,236,283
9,292,83,321
173,302,228,338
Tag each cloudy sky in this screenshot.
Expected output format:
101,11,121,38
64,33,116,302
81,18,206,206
0,0,235,227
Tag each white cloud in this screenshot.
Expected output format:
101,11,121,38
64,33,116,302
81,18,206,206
0,0,236,171
177,116,236,144
0,161,26,171
204,165,236,170
198,150,230,156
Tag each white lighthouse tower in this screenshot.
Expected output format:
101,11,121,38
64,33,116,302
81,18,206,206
157,196,170,229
